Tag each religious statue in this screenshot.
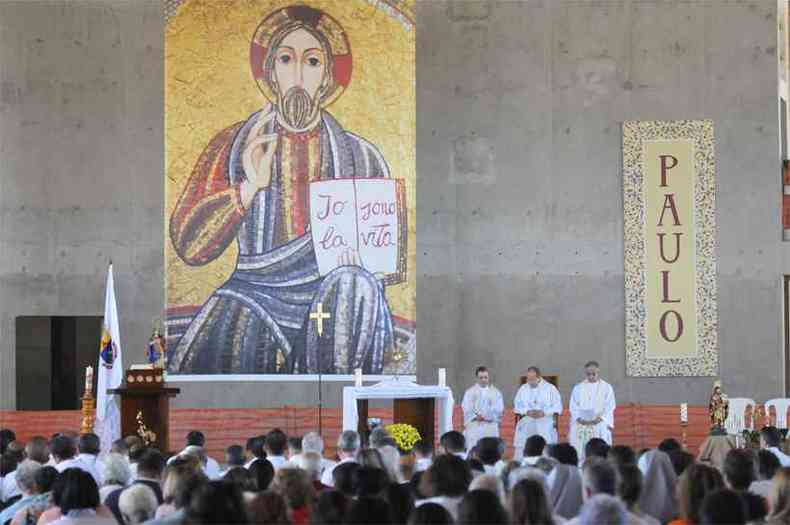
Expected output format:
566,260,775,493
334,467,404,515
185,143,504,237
147,327,167,370
167,5,396,375
709,381,729,435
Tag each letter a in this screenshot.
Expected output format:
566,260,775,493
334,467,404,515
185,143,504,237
657,194,681,227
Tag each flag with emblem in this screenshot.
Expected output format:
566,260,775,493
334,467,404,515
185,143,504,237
94,263,123,451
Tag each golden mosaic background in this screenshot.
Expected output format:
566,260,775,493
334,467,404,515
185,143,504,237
623,120,718,377
165,1,416,328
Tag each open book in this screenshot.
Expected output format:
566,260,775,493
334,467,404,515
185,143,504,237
309,178,407,284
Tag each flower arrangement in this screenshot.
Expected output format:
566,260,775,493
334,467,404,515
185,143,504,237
136,410,157,446
385,423,421,453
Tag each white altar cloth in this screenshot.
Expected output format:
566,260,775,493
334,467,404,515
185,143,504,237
342,380,455,435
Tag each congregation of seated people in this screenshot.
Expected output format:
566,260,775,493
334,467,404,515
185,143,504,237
2,426,790,524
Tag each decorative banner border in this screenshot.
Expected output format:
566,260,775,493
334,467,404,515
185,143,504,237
623,120,718,377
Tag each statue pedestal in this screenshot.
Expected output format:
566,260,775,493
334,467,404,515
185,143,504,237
697,434,736,470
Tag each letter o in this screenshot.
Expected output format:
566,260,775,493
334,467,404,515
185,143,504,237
659,310,684,343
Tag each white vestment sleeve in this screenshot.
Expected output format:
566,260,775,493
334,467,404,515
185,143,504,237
602,382,616,429
513,385,529,415
490,388,505,423
545,383,563,416
569,384,582,422
462,387,476,426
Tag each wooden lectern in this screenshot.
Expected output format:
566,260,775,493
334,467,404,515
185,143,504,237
357,398,436,446
108,368,179,453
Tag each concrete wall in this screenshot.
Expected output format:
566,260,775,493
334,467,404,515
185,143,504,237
1,0,787,410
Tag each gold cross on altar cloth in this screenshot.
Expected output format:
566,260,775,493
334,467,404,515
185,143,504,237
309,303,331,337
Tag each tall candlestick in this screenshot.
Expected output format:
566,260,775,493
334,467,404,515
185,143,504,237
438,368,446,387
680,403,688,424
85,366,94,394
355,368,363,387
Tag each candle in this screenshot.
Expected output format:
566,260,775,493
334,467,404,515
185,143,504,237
438,368,446,387
680,403,688,424
85,366,94,393
355,368,363,387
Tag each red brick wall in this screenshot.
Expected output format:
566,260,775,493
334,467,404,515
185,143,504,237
0,404,736,462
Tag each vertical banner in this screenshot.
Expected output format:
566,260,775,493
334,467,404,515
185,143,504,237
623,120,718,377
164,0,416,377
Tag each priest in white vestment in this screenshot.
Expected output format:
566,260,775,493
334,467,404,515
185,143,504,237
461,366,504,450
569,361,616,458
513,367,562,460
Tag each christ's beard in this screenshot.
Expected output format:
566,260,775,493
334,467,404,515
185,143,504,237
279,87,320,131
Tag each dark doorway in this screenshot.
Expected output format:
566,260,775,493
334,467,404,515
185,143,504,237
15,316,102,410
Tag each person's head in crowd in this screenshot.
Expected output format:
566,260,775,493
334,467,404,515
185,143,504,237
477,437,503,467
762,426,784,450
419,454,472,499
758,449,781,481
78,433,101,457
50,434,78,463
585,438,610,460
723,448,757,491
273,467,314,511
288,436,303,459
181,445,208,467
699,488,747,525
438,431,466,457
136,449,165,482
103,453,132,488
111,438,129,456
413,440,432,461
119,483,158,525
345,496,391,525
768,467,790,524
407,502,454,525
547,443,579,467
223,466,257,492
615,463,643,512
302,432,325,457
333,461,360,497
312,490,348,525
265,428,289,458
129,444,147,465
524,435,546,459
357,448,388,476
0,429,16,455
247,490,290,525
658,438,682,454
582,458,616,499
676,463,725,525
458,489,509,525
369,427,394,449
25,436,49,464
225,445,245,468
0,454,18,477
247,435,267,461
124,435,144,452
249,458,275,491
378,445,403,482
5,440,24,462
14,460,42,497
381,482,414,525
669,449,695,477
34,464,58,491
337,430,361,460
509,477,555,525
297,451,323,482
162,462,208,511
58,468,101,513
353,466,389,498
185,430,206,448
607,445,636,468
469,474,503,501
578,494,628,525
186,480,248,524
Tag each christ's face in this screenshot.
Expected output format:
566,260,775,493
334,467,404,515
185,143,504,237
527,370,539,388
585,366,599,382
477,371,490,387
273,28,327,101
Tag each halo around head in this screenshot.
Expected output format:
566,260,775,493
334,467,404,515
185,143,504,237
249,5,352,107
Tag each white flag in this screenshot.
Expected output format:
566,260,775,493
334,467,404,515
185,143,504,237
94,264,124,452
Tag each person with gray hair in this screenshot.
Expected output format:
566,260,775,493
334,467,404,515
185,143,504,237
300,431,336,475
0,460,43,525
296,451,323,483
118,483,159,525
369,427,396,449
320,431,360,487
578,494,628,525
562,459,619,525
100,453,132,503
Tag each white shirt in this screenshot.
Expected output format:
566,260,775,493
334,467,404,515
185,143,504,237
55,457,101,484
321,456,357,487
77,454,105,485
267,455,288,471
414,457,432,473
204,457,222,479
1,471,19,502
767,446,790,467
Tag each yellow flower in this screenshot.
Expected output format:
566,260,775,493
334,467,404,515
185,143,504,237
384,423,421,452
